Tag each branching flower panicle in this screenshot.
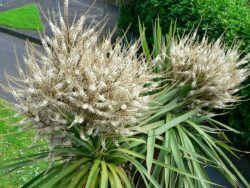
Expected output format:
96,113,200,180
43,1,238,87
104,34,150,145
2,1,159,142
168,33,249,108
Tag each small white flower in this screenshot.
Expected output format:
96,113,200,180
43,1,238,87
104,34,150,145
33,74,43,82
80,130,89,141
99,81,106,89
87,127,94,135
120,104,127,110
79,90,85,97
66,78,71,84
22,106,29,112
101,139,107,150
89,84,97,91
75,69,80,76
23,79,29,84
74,116,84,124
56,83,64,89
12,91,19,97
82,104,89,109
111,121,119,127
40,100,48,107
34,115,40,122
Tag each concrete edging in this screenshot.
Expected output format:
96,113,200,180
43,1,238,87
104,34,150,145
0,26,42,45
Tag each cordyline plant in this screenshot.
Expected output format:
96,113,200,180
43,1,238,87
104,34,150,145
0,1,249,188
139,19,250,187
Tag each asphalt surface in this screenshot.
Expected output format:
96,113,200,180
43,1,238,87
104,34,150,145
0,0,119,39
0,32,26,101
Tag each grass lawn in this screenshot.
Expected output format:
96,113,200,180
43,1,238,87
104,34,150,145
0,99,47,188
0,3,44,30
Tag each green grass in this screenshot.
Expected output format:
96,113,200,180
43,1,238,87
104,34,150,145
0,3,44,30
0,99,47,188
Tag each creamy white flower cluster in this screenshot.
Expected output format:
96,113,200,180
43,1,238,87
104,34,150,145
3,0,158,139
168,33,249,108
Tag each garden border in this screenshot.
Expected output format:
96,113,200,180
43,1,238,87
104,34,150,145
0,26,41,45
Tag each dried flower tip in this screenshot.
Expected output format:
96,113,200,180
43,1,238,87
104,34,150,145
2,0,159,141
166,33,249,108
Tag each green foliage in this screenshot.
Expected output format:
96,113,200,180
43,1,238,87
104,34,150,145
229,96,250,148
118,0,250,148
119,0,250,51
3,76,247,187
3,85,247,187
0,3,44,30
119,0,199,45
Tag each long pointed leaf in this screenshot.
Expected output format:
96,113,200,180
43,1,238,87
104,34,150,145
100,161,109,188
146,130,156,176
155,109,198,135
85,159,101,188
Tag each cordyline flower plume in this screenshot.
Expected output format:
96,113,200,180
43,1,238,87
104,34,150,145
1,0,159,141
168,33,249,109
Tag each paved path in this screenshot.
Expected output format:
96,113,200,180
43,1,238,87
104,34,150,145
0,32,26,101
0,0,119,39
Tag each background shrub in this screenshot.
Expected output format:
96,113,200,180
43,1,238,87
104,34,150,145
118,0,250,148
